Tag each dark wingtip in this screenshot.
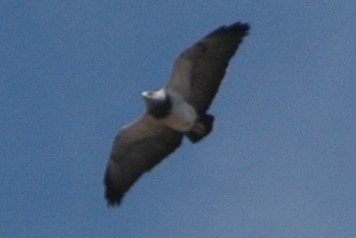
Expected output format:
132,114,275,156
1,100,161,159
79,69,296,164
104,169,124,207
228,21,250,31
105,188,124,207
208,21,250,37
223,22,250,35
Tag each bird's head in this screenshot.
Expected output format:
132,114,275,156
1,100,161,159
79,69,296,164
142,89,172,118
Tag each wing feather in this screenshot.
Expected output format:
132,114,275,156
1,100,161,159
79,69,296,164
165,22,250,114
104,114,183,206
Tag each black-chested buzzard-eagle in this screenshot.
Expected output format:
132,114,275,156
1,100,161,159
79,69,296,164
104,22,250,206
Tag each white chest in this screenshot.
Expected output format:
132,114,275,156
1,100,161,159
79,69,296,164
161,94,197,133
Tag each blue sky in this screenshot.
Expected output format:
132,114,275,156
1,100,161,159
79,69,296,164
1,1,355,237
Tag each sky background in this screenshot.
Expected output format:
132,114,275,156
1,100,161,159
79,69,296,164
1,1,355,237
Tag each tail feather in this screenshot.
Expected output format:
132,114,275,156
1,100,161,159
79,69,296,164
185,114,214,143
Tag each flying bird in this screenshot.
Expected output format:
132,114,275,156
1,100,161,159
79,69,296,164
104,22,250,206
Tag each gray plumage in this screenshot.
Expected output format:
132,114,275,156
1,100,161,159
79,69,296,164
166,23,250,114
104,22,250,206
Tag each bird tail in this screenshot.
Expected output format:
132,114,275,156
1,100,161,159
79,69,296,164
185,114,214,143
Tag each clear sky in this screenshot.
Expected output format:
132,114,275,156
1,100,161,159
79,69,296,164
1,1,355,238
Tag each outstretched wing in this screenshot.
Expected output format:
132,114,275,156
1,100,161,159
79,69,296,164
104,114,183,206
165,22,250,114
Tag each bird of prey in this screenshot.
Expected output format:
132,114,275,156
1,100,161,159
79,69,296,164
104,21,250,206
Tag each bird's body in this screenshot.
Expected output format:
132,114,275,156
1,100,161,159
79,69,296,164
104,22,250,206
144,89,198,133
